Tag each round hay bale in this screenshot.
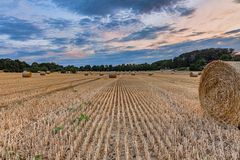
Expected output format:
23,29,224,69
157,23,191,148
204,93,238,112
46,71,51,74
84,73,89,76
190,72,198,77
99,73,104,76
148,73,153,76
131,73,135,76
109,73,117,78
22,71,32,78
198,72,202,75
40,71,46,76
199,60,240,126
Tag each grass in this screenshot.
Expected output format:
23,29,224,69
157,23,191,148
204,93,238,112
33,155,43,160
53,126,64,134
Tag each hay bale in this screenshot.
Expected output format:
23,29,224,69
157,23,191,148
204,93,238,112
109,73,117,78
22,71,32,78
61,70,66,74
190,72,198,77
131,73,135,76
198,72,202,75
148,73,153,76
46,71,51,74
199,60,240,126
99,73,104,76
84,73,89,76
40,71,46,76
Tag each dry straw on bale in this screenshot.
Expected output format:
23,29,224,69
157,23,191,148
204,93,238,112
190,72,198,77
40,71,46,76
109,73,117,78
199,60,240,126
22,71,32,78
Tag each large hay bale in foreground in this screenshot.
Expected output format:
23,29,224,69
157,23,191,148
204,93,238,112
190,72,198,77
199,60,240,126
22,71,32,78
109,73,117,78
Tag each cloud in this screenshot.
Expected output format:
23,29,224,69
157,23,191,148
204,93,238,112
50,38,69,45
79,18,94,26
118,26,172,42
225,29,240,35
72,32,94,46
52,0,186,16
44,18,72,29
177,8,195,16
99,18,142,30
187,32,205,37
15,50,47,57
0,16,42,41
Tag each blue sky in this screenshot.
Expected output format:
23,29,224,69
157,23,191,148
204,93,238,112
0,0,240,66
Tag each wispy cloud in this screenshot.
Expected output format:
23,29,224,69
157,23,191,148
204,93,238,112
118,26,172,42
0,16,42,41
52,0,186,15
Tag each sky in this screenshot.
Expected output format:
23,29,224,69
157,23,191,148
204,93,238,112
0,0,240,66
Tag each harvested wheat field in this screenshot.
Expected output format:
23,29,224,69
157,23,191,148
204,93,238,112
0,72,240,160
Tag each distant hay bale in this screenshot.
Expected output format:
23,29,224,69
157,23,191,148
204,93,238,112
131,73,135,76
40,71,46,76
84,73,89,76
46,71,51,74
190,72,198,77
99,73,104,76
61,70,66,74
198,72,202,75
22,71,32,78
148,73,153,76
109,73,117,78
199,60,240,126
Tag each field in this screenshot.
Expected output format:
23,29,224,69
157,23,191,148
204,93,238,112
0,72,240,160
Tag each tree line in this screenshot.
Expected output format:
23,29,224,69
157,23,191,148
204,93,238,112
0,48,239,73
